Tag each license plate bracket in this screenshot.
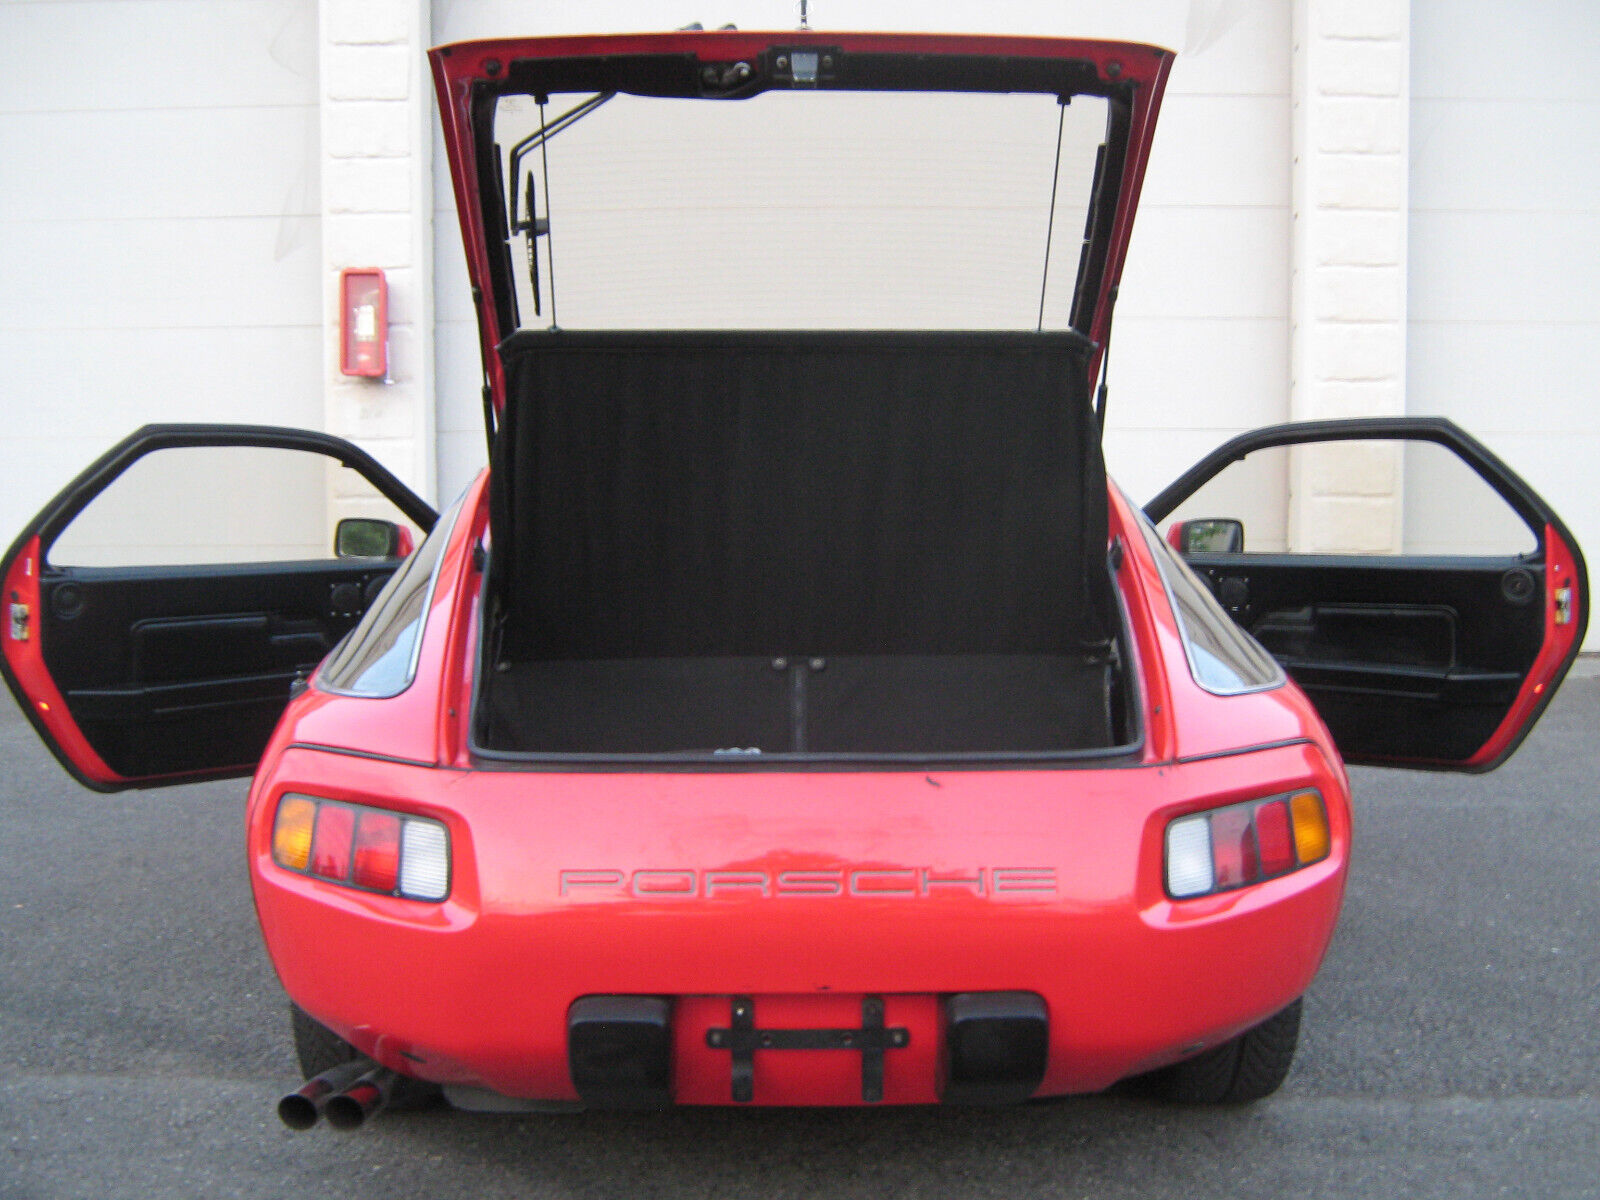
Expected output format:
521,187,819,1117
705,994,910,1102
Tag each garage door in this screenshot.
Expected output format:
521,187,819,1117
1409,1,1600,648
0,0,324,546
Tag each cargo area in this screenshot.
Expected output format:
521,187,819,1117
474,331,1132,760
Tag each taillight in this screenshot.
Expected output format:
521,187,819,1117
272,794,450,901
1164,790,1330,900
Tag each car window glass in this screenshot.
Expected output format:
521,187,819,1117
318,495,464,698
49,445,422,567
1160,439,1537,557
494,89,1108,331
1132,507,1283,694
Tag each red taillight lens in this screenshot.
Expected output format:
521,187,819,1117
1210,807,1258,889
1254,798,1296,876
352,810,401,892
309,804,355,881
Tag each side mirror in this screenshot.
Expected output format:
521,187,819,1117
335,518,411,559
1166,518,1244,555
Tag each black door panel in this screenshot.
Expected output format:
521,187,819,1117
39,560,399,779
1150,418,1587,771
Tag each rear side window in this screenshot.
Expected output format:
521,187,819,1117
317,496,463,698
1136,512,1283,695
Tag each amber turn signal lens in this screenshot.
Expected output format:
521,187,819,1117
272,795,317,872
1289,791,1330,865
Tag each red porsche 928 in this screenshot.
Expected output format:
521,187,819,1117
1,31,1586,1128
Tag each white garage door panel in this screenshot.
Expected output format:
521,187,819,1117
432,236,475,326
1110,317,1289,429
0,0,320,547
1117,206,1290,320
1141,95,1290,208
0,327,322,438
1410,212,1600,325
1,216,320,331
1411,99,1600,214
0,325,322,536
1411,3,1600,103
1410,0,1599,647
0,108,318,223
1409,323,1593,436
0,1,316,113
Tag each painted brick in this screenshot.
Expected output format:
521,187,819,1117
327,379,417,441
378,267,417,326
325,45,410,102
1316,37,1403,97
325,212,413,268
325,157,411,214
1315,95,1404,154
325,0,409,46
1295,494,1400,554
1317,0,1406,42
1304,441,1399,496
1315,153,1403,209
1310,322,1403,381
383,323,419,386
324,100,411,158
1311,265,1403,322
1314,210,1403,266
1297,379,1404,419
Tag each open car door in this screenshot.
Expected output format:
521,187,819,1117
1146,417,1587,771
1,425,436,791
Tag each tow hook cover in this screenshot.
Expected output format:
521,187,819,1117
568,995,674,1109
942,991,1049,1104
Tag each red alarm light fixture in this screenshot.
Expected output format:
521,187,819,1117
339,268,388,378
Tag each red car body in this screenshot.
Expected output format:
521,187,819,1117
0,32,1587,1118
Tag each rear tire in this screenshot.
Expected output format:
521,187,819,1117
1141,998,1301,1104
290,1004,359,1079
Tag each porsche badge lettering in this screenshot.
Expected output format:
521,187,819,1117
558,867,1057,899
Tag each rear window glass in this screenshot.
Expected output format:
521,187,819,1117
493,89,1109,331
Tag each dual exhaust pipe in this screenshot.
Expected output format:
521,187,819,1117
278,1060,399,1131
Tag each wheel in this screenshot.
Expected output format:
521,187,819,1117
1141,998,1301,1104
290,1004,359,1079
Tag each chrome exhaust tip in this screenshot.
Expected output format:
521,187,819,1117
324,1066,400,1131
277,1060,371,1131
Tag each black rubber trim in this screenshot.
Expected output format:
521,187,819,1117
285,743,459,771
1168,737,1317,767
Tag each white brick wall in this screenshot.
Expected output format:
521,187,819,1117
320,0,435,506
1289,0,1409,552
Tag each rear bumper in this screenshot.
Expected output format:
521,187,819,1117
249,742,1348,1104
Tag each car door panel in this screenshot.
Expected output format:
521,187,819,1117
1148,419,1586,771
1,425,436,791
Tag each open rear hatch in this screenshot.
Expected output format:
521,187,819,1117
428,33,1173,763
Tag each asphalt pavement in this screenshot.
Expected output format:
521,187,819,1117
2,670,1597,1199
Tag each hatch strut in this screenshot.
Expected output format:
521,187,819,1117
1035,96,1069,332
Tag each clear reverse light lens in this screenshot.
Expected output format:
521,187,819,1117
400,820,450,900
1165,816,1215,898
